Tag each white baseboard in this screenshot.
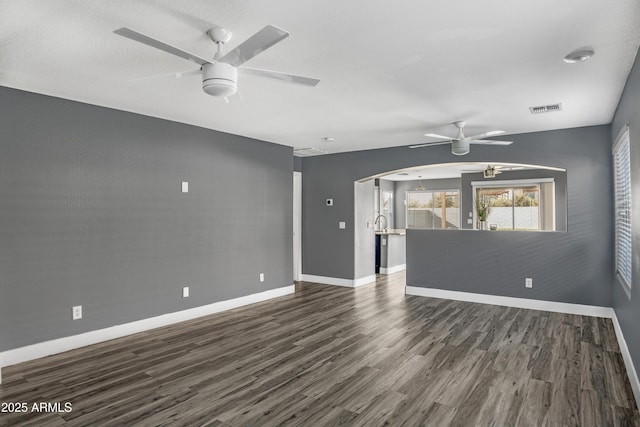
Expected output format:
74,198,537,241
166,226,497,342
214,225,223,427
354,275,376,287
301,274,376,288
0,284,294,384
301,274,354,287
380,264,406,275
611,311,640,410
405,286,614,318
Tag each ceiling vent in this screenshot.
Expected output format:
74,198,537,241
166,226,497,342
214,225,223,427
293,147,329,157
529,103,563,114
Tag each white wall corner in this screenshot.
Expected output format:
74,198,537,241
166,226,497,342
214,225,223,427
0,284,295,382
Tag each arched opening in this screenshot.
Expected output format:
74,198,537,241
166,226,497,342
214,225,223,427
353,162,567,285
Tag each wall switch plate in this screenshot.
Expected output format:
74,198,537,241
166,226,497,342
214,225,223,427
467,218,473,224
259,273,265,282
382,238,387,246
469,212,473,217
72,305,82,320
181,181,189,193
339,221,346,229
326,198,334,206
525,278,533,288
183,286,189,298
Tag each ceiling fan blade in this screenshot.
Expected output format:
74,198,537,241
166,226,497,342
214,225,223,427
127,69,201,82
114,27,210,66
465,130,506,140
424,133,455,140
220,25,289,67
469,140,514,145
240,67,319,86
409,141,451,148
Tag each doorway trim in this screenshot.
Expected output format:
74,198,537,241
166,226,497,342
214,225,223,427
293,171,302,282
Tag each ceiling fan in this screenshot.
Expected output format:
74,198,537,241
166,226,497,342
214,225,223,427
114,25,320,98
483,165,502,178
409,121,513,155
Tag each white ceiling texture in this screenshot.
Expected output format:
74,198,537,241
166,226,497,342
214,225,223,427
1,0,639,155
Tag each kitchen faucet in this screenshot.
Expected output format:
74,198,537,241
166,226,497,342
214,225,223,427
374,214,388,232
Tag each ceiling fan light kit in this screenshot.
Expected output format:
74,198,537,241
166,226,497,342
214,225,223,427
451,140,470,156
202,62,237,97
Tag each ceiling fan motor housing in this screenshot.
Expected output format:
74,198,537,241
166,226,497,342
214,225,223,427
202,62,238,97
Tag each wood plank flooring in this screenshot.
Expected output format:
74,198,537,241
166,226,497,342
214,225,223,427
1,272,638,426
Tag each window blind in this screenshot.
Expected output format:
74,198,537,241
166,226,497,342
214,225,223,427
613,126,632,294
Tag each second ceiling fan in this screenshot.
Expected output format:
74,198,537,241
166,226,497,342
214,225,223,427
114,24,320,99
409,121,513,155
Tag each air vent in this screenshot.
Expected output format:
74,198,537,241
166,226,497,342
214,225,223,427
529,103,563,114
293,147,329,157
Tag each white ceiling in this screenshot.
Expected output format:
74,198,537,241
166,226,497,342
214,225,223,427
1,0,639,155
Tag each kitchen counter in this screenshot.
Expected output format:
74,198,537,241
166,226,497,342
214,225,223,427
375,229,406,236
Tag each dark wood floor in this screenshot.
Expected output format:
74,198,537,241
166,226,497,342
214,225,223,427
1,272,638,426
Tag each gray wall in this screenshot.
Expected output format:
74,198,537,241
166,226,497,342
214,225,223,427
0,86,293,352
611,47,640,378
406,229,610,305
294,156,303,172
393,178,461,229
460,169,567,231
301,125,613,308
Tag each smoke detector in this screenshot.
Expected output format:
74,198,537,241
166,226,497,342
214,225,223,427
563,48,595,63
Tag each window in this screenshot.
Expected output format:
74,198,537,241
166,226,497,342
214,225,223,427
381,191,394,229
613,126,632,294
406,190,460,229
472,179,555,231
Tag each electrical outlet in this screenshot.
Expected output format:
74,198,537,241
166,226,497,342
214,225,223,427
183,286,189,298
72,305,82,320
525,278,533,288
259,273,265,282
339,221,346,229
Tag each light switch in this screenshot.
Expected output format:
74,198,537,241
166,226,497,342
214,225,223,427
183,286,189,298
339,221,346,229
468,212,473,217
182,181,189,193
467,218,473,224
382,238,387,246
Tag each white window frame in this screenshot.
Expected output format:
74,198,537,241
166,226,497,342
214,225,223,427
613,125,632,297
405,189,460,229
471,178,554,231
